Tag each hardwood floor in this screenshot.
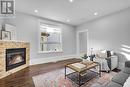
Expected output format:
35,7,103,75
0,58,81,87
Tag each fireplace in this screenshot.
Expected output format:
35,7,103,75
6,48,26,71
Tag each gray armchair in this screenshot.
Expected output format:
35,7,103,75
93,61,130,87
123,61,130,74
107,61,130,87
125,61,130,68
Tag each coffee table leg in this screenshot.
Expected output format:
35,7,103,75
99,64,101,77
65,66,66,79
79,73,81,87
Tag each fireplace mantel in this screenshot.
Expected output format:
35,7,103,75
0,41,30,79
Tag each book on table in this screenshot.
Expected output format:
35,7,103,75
71,63,86,69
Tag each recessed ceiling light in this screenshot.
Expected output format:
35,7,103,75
34,10,38,13
66,19,70,22
69,0,74,3
94,12,98,16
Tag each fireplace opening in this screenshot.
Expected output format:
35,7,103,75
6,48,26,71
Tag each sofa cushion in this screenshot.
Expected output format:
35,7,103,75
123,68,130,74
112,72,129,85
96,50,107,58
107,82,122,87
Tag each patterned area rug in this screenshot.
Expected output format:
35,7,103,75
32,68,117,87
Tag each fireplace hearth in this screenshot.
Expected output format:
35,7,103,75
6,48,26,71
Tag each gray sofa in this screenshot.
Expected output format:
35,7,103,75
107,61,130,87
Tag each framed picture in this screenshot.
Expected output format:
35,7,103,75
1,30,11,40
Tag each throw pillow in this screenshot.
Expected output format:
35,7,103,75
110,51,114,56
100,50,107,58
107,51,111,57
123,76,130,87
89,55,95,61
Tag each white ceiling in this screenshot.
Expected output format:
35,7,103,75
16,0,130,26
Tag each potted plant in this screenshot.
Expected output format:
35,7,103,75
82,54,88,62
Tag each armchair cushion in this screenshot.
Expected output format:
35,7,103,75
112,72,129,85
123,67,130,74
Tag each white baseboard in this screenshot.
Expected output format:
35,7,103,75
30,54,80,65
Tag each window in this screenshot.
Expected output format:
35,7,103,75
39,22,62,53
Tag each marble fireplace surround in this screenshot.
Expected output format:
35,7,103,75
0,40,30,79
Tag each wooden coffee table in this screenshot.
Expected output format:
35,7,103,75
65,61,101,86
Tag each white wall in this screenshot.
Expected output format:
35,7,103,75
79,32,87,54
76,8,130,69
1,12,77,64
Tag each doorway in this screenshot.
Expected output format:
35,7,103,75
77,30,88,55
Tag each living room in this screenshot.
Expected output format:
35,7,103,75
0,0,130,87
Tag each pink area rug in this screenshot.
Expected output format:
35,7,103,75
32,68,117,87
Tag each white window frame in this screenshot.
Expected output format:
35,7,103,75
38,20,63,53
